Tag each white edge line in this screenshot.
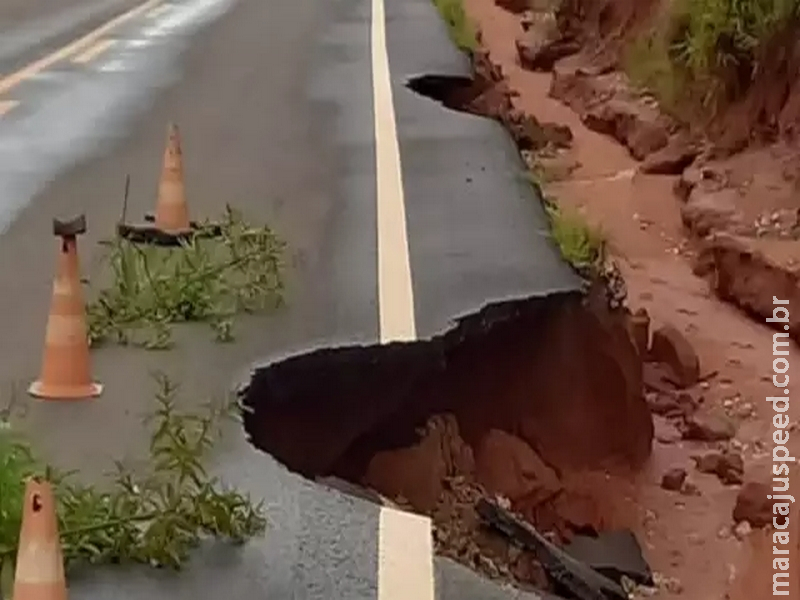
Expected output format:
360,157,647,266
371,0,416,344
378,506,435,600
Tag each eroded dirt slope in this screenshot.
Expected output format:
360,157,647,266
460,0,800,597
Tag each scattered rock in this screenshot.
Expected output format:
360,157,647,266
692,451,744,485
682,412,736,442
661,468,687,491
663,576,684,594
581,98,669,160
649,325,700,388
694,233,800,344
733,520,752,540
533,154,581,181
628,308,650,356
475,429,562,503
516,32,580,71
680,480,701,496
681,188,751,238
653,572,684,594
732,481,772,528
654,418,682,444
674,165,727,202
642,362,679,394
505,111,559,151
540,122,574,148
640,135,699,175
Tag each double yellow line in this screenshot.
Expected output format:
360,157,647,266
0,0,163,103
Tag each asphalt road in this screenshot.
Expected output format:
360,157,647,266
0,0,577,598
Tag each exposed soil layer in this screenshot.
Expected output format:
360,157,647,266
550,0,800,150
462,0,800,596
508,0,800,344
242,291,653,588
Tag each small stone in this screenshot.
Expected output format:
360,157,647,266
734,520,752,540
655,419,683,444
733,481,772,528
664,576,684,594
692,450,744,485
680,481,701,496
650,325,700,388
682,412,736,442
478,554,500,578
661,467,687,491
640,136,698,175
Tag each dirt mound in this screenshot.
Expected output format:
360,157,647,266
712,20,800,151
554,0,661,61
546,0,800,152
694,233,800,343
241,291,653,588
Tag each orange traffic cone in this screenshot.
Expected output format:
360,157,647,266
28,215,102,400
153,123,191,234
12,478,67,600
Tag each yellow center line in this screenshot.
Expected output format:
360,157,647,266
0,0,161,97
0,100,18,117
72,38,117,64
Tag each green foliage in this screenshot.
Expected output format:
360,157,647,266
432,0,477,52
625,0,800,113
87,207,286,349
544,199,606,273
0,374,266,599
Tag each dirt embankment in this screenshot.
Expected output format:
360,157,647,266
518,0,800,345
454,0,800,597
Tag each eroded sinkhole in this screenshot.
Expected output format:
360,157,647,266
240,290,653,590
405,74,487,114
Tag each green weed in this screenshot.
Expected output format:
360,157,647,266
87,207,285,349
625,0,800,115
544,198,606,274
432,0,477,52
0,373,265,599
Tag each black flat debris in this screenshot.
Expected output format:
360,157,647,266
565,530,653,586
116,219,221,246
476,498,628,600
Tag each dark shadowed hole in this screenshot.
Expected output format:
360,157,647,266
239,291,652,592
32,494,42,512
406,74,484,113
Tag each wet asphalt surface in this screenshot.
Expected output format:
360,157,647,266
0,0,577,597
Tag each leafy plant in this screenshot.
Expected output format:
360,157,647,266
86,207,286,349
544,198,606,274
0,374,265,599
432,0,477,52
625,0,800,115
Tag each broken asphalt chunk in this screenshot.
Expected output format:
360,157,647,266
564,530,654,587
475,498,628,600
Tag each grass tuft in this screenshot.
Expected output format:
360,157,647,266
544,197,606,274
432,0,478,52
625,0,800,116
